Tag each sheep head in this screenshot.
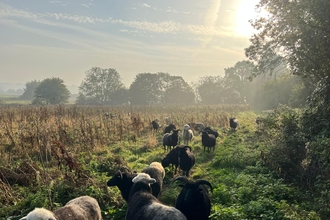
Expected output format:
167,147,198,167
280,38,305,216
107,170,123,186
183,124,190,131
132,173,156,185
20,208,57,220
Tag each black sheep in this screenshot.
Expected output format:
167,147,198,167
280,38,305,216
107,163,165,202
204,127,219,138
229,117,239,130
162,146,195,176
164,123,176,134
201,131,216,152
126,173,187,220
151,120,160,132
174,176,213,220
163,129,180,151
107,170,137,202
177,146,195,176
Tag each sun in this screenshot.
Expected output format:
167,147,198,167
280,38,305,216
235,0,260,37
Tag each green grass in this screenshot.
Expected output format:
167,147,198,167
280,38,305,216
0,106,321,220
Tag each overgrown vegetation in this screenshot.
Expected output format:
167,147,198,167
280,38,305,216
0,104,324,220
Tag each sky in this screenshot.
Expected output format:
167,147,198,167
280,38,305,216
0,0,260,89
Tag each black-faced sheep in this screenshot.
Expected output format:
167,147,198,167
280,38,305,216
161,146,195,176
182,124,194,145
229,117,239,130
163,129,180,151
204,127,219,138
151,120,160,132
174,176,213,220
201,131,216,152
126,173,187,220
107,163,165,202
20,196,102,220
107,170,137,202
164,123,176,134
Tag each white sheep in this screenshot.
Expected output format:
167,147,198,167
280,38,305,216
19,196,102,220
182,124,193,145
19,208,56,220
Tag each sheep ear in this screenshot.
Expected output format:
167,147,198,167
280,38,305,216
147,178,157,184
19,217,27,220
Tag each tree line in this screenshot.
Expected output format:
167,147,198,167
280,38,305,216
19,61,312,110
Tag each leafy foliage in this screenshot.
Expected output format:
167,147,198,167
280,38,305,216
33,78,70,104
77,67,126,105
245,0,330,109
19,80,41,101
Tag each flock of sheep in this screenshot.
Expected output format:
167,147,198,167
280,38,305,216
20,116,240,220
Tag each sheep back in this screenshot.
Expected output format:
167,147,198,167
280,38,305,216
178,147,195,176
54,196,102,220
174,178,213,220
142,164,165,198
127,181,186,220
201,131,216,152
204,127,219,138
19,208,56,220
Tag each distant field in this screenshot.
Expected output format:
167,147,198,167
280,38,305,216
0,94,77,105
0,94,31,105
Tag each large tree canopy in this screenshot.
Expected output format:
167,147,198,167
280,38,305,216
245,0,330,107
129,72,195,105
34,78,70,104
77,67,126,105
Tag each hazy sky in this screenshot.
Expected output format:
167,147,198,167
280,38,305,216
0,0,259,87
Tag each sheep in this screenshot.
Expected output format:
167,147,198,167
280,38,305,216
161,146,195,176
177,146,195,176
191,122,205,133
201,131,216,152
19,196,102,220
107,163,165,202
141,162,165,198
174,176,213,220
182,124,194,145
19,208,56,220
151,120,160,132
229,117,239,130
162,129,180,151
204,126,219,138
126,173,187,220
54,196,102,220
107,170,138,202
164,123,176,134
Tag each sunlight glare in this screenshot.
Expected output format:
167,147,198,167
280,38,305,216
235,0,259,37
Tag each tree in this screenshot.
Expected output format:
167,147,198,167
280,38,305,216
19,80,41,100
245,0,329,107
33,78,70,104
77,67,126,105
129,72,194,105
163,76,195,105
223,61,255,104
129,72,167,105
195,76,224,104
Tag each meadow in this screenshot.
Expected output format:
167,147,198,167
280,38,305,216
0,104,320,219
